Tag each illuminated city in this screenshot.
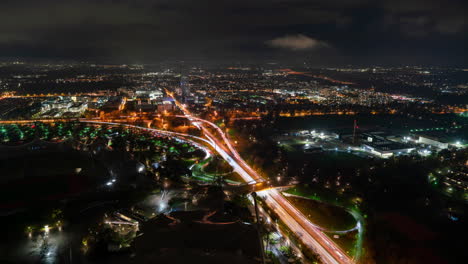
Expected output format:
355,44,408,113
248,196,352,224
0,1,467,264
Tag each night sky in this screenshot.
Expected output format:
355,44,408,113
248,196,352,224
0,0,466,65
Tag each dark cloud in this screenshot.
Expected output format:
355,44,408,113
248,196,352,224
0,0,466,65
382,0,467,35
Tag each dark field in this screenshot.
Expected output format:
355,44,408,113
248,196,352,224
275,113,467,132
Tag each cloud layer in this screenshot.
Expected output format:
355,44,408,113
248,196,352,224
0,0,465,65
267,35,328,51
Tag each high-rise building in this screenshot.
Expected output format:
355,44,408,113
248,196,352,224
180,76,190,103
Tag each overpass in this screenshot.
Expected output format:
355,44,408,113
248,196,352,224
2,115,354,264
167,92,353,264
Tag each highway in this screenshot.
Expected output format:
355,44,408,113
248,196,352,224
2,113,353,263
169,95,353,264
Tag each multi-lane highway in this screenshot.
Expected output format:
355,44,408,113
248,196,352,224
169,95,353,264
2,107,354,263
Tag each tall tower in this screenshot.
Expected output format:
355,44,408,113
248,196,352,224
180,76,190,103
353,119,358,144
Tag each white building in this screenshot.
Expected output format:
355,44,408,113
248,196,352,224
418,136,449,149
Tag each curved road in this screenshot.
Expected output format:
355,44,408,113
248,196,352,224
2,117,354,264
169,96,353,264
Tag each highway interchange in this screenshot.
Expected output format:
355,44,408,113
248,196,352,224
168,94,353,264
1,102,354,264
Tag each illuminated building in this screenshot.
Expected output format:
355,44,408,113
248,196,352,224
180,76,190,103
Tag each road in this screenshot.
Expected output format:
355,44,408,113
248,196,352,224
169,95,353,264
2,114,353,263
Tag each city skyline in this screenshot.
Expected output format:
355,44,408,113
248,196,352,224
0,1,467,264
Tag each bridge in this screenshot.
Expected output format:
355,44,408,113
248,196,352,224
167,91,353,264
2,114,354,264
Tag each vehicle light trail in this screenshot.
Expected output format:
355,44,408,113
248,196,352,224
168,92,353,264
3,114,353,263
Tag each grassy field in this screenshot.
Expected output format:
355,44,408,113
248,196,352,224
203,157,234,174
285,196,356,231
284,185,364,259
